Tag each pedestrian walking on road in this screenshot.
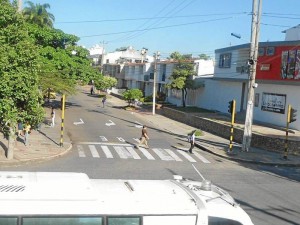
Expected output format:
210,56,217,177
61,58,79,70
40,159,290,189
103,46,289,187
188,130,196,154
102,95,107,108
138,125,150,148
17,121,23,136
24,122,31,146
51,107,55,127
90,86,94,95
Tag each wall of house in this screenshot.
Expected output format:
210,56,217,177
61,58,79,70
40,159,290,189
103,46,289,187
194,59,214,76
195,79,245,113
252,83,300,130
161,107,300,154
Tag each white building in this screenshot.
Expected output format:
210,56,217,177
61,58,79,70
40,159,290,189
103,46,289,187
283,24,300,41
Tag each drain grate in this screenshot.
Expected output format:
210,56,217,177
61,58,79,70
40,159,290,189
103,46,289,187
0,185,25,192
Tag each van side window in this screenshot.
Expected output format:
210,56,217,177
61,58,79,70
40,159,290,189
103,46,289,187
22,217,103,225
107,216,140,225
208,216,243,225
0,217,17,225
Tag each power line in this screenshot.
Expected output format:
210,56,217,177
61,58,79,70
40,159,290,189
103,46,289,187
110,0,179,44
80,17,234,38
55,12,249,24
261,23,293,28
110,0,197,43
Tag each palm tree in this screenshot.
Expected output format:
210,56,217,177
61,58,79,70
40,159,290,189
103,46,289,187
22,1,55,28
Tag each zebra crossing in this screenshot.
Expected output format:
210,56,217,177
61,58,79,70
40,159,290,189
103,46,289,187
75,144,211,163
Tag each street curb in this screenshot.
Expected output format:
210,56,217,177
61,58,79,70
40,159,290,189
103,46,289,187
0,142,72,167
195,142,300,167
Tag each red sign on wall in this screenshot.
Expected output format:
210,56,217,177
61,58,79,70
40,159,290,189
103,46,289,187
256,46,300,81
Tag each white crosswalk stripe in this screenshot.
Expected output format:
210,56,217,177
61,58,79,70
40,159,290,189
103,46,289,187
164,149,182,161
126,147,141,159
114,146,128,159
75,144,210,163
137,147,155,160
101,146,113,158
88,145,100,158
152,148,174,161
77,145,86,157
176,150,197,162
193,152,211,163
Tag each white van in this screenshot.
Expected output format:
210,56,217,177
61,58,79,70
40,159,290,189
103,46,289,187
0,172,253,225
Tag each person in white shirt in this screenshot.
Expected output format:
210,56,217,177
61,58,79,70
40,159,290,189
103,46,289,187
189,130,196,154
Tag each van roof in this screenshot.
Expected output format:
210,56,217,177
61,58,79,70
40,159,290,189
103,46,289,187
0,172,198,215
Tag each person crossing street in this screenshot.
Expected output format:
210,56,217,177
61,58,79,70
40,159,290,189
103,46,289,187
138,125,150,149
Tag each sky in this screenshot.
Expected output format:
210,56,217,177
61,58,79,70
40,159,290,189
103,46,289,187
22,0,300,58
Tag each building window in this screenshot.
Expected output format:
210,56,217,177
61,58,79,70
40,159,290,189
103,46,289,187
266,47,275,56
219,53,231,68
139,65,143,74
258,47,265,56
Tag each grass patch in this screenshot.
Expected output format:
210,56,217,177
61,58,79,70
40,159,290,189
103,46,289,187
187,129,203,136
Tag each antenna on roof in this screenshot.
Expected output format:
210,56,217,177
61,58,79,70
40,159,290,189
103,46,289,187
192,164,205,181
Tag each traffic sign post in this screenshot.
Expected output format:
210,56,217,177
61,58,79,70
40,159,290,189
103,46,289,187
284,105,297,159
228,100,236,153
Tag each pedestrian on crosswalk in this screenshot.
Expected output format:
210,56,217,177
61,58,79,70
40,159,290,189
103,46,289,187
102,95,107,107
188,130,196,154
138,125,150,148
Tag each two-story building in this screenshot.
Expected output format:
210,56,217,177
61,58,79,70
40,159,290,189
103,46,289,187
194,40,300,130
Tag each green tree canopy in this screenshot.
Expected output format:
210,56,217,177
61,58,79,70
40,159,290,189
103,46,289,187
123,89,143,105
24,22,101,95
22,0,55,28
94,76,117,91
167,52,196,107
0,0,44,130
199,53,211,60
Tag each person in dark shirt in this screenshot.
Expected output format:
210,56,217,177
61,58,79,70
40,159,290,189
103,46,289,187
138,125,150,148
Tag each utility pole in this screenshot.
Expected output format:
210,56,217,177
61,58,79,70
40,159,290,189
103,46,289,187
152,51,160,115
60,94,66,147
100,41,107,74
17,0,22,12
242,0,262,151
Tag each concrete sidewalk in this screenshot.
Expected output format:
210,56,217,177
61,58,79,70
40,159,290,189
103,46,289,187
1,92,299,167
110,96,300,167
0,107,72,166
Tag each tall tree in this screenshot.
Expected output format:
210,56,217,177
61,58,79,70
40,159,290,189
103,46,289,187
25,22,101,96
199,53,211,60
22,0,55,27
167,52,195,107
94,76,117,91
0,0,44,158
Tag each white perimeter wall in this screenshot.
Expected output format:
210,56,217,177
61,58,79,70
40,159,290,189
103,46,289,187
167,79,300,130
252,83,300,130
195,79,244,113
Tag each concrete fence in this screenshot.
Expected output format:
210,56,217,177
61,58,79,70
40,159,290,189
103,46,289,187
161,107,300,155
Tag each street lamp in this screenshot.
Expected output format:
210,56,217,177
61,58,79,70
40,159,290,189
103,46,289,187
152,51,160,115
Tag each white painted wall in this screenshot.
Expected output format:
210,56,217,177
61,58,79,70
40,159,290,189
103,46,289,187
167,79,300,130
195,79,244,113
252,83,300,129
284,25,300,41
194,59,214,76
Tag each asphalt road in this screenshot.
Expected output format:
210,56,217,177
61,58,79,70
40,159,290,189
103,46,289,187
2,89,300,225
